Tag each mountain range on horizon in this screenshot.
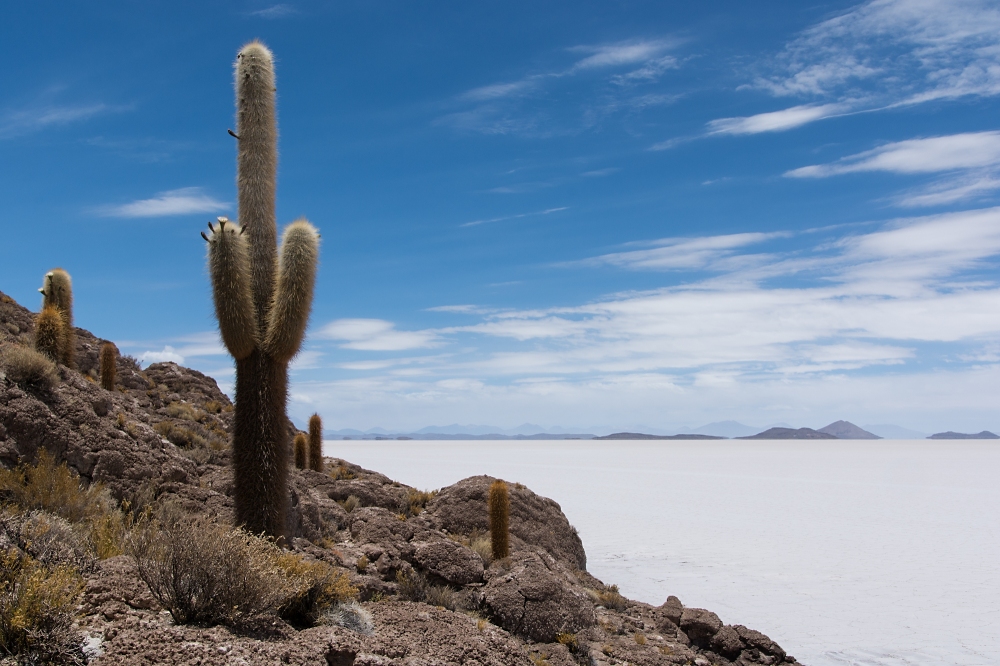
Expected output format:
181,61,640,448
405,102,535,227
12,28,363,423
320,420,943,440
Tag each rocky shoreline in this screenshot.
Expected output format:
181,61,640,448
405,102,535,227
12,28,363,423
0,289,798,665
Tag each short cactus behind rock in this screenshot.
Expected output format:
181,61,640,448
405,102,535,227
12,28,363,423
488,479,510,560
308,413,323,472
293,433,307,470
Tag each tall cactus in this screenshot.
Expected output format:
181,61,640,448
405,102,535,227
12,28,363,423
37,268,74,368
204,41,319,538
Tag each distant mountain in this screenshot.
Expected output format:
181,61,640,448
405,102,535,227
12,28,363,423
818,421,880,439
414,424,503,436
928,431,999,439
863,424,929,439
593,432,725,440
739,427,837,440
691,421,758,438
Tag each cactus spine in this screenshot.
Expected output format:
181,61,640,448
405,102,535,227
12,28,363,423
205,41,319,538
293,433,307,470
37,268,74,368
100,342,117,390
308,413,323,472
488,479,510,560
34,306,64,363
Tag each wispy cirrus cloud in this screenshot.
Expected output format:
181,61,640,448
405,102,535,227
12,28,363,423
440,38,683,136
699,0,1000,138
98,187,230,218
575,232,789,271
248,4,297,19
787,131,1000,206
0,103,116,140
318,319,438,351
707,103,849,135
460,206,568,228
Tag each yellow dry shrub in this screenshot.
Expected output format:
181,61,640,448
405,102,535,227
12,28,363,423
0,449,128,560
0,549,84,661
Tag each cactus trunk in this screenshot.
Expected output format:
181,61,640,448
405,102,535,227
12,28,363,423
206,42,319,539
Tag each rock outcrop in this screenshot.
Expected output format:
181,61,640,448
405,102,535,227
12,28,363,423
0,289,798,665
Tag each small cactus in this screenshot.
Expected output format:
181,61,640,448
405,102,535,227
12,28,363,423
34,306,64,363
308,413,323,472
37,268,74,368
293,433,307,470
100,342,117,390
488,479,510,561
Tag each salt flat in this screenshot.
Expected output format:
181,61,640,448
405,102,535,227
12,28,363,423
324,439,1000,666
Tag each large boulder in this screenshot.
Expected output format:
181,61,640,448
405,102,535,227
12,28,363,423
424,475,587,570
479,550,595,643
413,539,484,585
679,607,723,647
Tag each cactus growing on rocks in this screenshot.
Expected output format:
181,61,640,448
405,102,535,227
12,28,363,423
293,433,308,470
100,342,117,390
489,480,510,560
34,306,64,363
308,413,323,472
204,41,319,538
37,268,74,368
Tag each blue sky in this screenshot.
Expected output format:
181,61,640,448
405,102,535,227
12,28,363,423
3,0,1000,434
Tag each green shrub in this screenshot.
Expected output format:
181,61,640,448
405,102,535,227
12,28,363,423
0,344,58,391
0,549,85,664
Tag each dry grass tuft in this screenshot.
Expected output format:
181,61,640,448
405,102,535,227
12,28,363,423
595,584,628,610
404,488,436,516
166,402,204,423
0,344,58,392
634,631,647,645
395,569,459,610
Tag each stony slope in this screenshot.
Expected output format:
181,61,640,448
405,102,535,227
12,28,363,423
0,289,798,666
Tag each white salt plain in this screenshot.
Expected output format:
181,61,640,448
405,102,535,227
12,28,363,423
323,439,1000,666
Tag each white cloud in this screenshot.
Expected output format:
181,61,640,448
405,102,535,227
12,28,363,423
461,206,568,228
756,0,1000,104
139,346,185,365
0,103,113,140
100,187,230,218
788,131,1000,177
578,232,787,270
249,4,296,19
318,319,438,351
569,40,675,71
707,103,848,135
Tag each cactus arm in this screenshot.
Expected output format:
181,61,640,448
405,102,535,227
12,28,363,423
207,218,258,360
263,219,318,363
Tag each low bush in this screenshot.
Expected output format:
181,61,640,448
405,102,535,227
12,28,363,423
273,551,357,628
165,402,204,423
0,344,58,392
592,584,628,611
404,489,436,517
395,569,458,610
0,549,85,664
128,512,356,631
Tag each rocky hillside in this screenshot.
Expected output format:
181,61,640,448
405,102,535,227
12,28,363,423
0,289,798,666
